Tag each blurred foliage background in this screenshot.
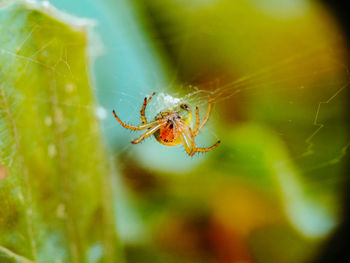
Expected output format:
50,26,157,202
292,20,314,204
0,0,349,262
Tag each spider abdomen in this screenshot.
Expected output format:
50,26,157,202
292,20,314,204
160,121,176,142
154,121,182,146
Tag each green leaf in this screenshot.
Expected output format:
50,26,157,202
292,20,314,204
0,2,121,262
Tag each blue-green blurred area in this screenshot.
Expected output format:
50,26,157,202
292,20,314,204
49,0,348,262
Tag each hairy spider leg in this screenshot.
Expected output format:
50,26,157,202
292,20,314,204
131,121,166,144
112,110,160,130
177,122,196,156
180,104,193,126
194,97,212,136
194,106,200,133
195,140,221,153
178,118,220,156
140,92,156,124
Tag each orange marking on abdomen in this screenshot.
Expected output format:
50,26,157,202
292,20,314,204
159,122,175,143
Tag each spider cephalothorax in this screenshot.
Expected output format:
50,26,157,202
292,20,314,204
112,92,220,156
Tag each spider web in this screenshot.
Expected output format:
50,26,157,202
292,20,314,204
2,3,346,170
91,0,350,178
1,0,349,255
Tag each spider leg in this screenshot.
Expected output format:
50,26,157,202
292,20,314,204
131,121,165,144
194,97,212,136
178,123,196,156
193,106,199,133
140,92,156,124
113,110,159,130
180,104,193,126
194,140,221,154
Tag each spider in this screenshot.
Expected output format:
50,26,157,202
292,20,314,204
112,92,220,156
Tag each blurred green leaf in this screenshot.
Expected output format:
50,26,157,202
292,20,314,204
0,2,120,262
